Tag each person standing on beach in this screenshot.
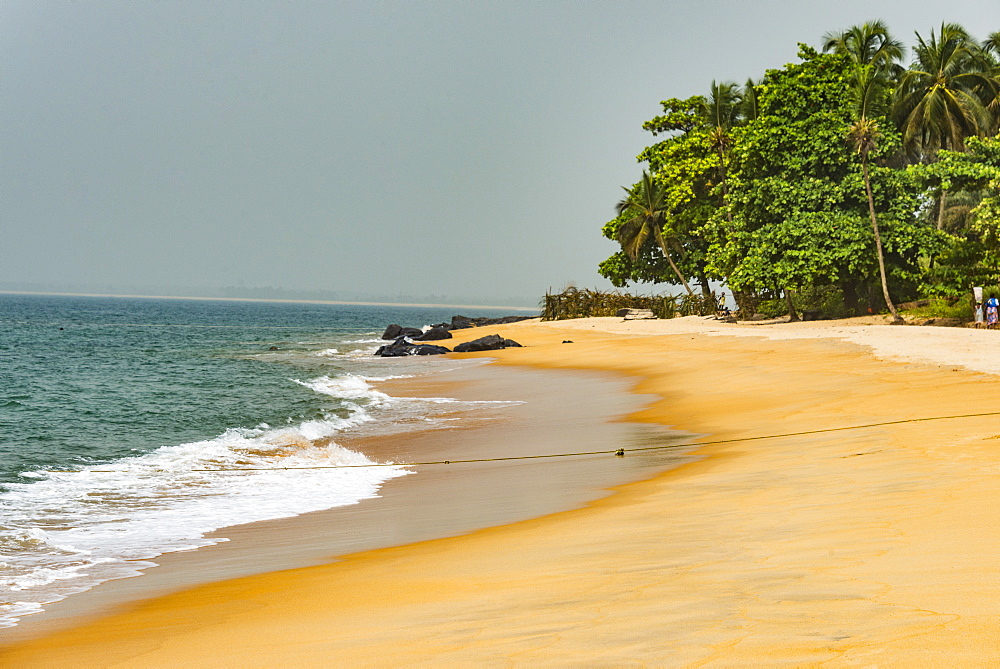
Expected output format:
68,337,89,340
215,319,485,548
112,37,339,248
986,296,999,329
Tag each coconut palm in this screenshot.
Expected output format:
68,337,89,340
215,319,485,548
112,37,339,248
702,80,742,134
847,65,902,323
615,172,694,296
893,23,997,161
984,31,1000,59
741,78,761,122
981,31,1000,117
823,19,905,77
701,81,743,227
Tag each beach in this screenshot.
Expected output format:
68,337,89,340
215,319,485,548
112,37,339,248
4,315,1000,665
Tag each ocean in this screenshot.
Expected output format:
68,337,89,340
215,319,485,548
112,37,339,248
0,293,529,629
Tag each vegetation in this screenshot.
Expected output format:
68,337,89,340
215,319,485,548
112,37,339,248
599,21,1000,321
540,287,716,321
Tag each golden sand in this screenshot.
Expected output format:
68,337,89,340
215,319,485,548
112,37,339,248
4,317,1000,666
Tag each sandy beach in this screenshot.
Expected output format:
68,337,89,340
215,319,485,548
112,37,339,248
4,315,1000,665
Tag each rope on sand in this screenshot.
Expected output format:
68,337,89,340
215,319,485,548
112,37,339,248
42,410,1000,475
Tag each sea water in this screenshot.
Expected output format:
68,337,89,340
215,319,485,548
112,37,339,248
0,294,527,629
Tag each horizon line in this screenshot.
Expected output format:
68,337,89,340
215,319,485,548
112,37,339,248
0,290,540,312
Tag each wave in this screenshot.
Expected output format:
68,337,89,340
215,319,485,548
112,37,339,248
0,368,524,629
0,373,411,629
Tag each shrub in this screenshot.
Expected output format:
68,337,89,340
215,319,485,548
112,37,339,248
540,288,716,321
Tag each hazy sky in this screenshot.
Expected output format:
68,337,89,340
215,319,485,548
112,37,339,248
4,1,999,304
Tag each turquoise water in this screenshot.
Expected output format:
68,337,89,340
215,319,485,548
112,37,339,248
0,293,527,628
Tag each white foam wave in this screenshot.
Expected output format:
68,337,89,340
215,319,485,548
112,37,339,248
0,374,412,629
0,368,523,630
293,375,391,405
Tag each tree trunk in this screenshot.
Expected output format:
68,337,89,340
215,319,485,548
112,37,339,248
698,276,712,298
654,231,694,296
784,289,799,322
862,159,902,323
719,148,734,227
936,188,948,230
661,249,694,296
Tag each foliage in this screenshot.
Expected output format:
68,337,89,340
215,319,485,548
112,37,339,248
719,47,942,306
540,287,717,321
600,97,727,292
910,135,1000,289
893,23,997,160
597,21,1000,319
899,296,975,319
611,170,697,295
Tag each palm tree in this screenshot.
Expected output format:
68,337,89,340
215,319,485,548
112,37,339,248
893,23,997,161
981,32,1000,119
984,31,1000,59
702,81,743,227
823,19,905,77
615,172,694,296
741,78,761,122
848,65,902,323
893,23,998,230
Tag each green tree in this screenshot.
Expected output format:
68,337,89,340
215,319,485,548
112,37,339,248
703,81,743,227
848,64,902,321
612,171,695,295
910,135,1000,288
718,46,941,314
600,96,725,295
741,78,761,122
985,31,1000,57
822,19,905,77
893,23,997,161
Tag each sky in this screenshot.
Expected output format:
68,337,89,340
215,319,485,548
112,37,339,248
3,1,999,306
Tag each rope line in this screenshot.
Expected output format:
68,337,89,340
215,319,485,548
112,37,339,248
42,410,1000,475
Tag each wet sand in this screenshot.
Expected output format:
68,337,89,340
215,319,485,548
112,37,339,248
1,361,690,644
6,317,1000,665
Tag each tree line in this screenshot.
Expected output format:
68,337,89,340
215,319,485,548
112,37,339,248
600,22,1000,320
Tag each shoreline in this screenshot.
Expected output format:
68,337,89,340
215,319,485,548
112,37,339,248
1,359,691,644
5,317,1000,664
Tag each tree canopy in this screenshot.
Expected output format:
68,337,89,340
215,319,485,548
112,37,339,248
599,21,1000,316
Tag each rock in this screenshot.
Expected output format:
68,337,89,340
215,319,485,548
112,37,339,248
381,315,535,341
375,337,450,357
382,324,423,340
382,315,535,340
415,327,453,341
452,315,534,329
453,334,522,353
413,344,451,355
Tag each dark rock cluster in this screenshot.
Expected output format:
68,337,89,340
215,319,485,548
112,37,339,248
380,314,532,341
374,315,531,357
374,338,451,357
453,334,522,353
